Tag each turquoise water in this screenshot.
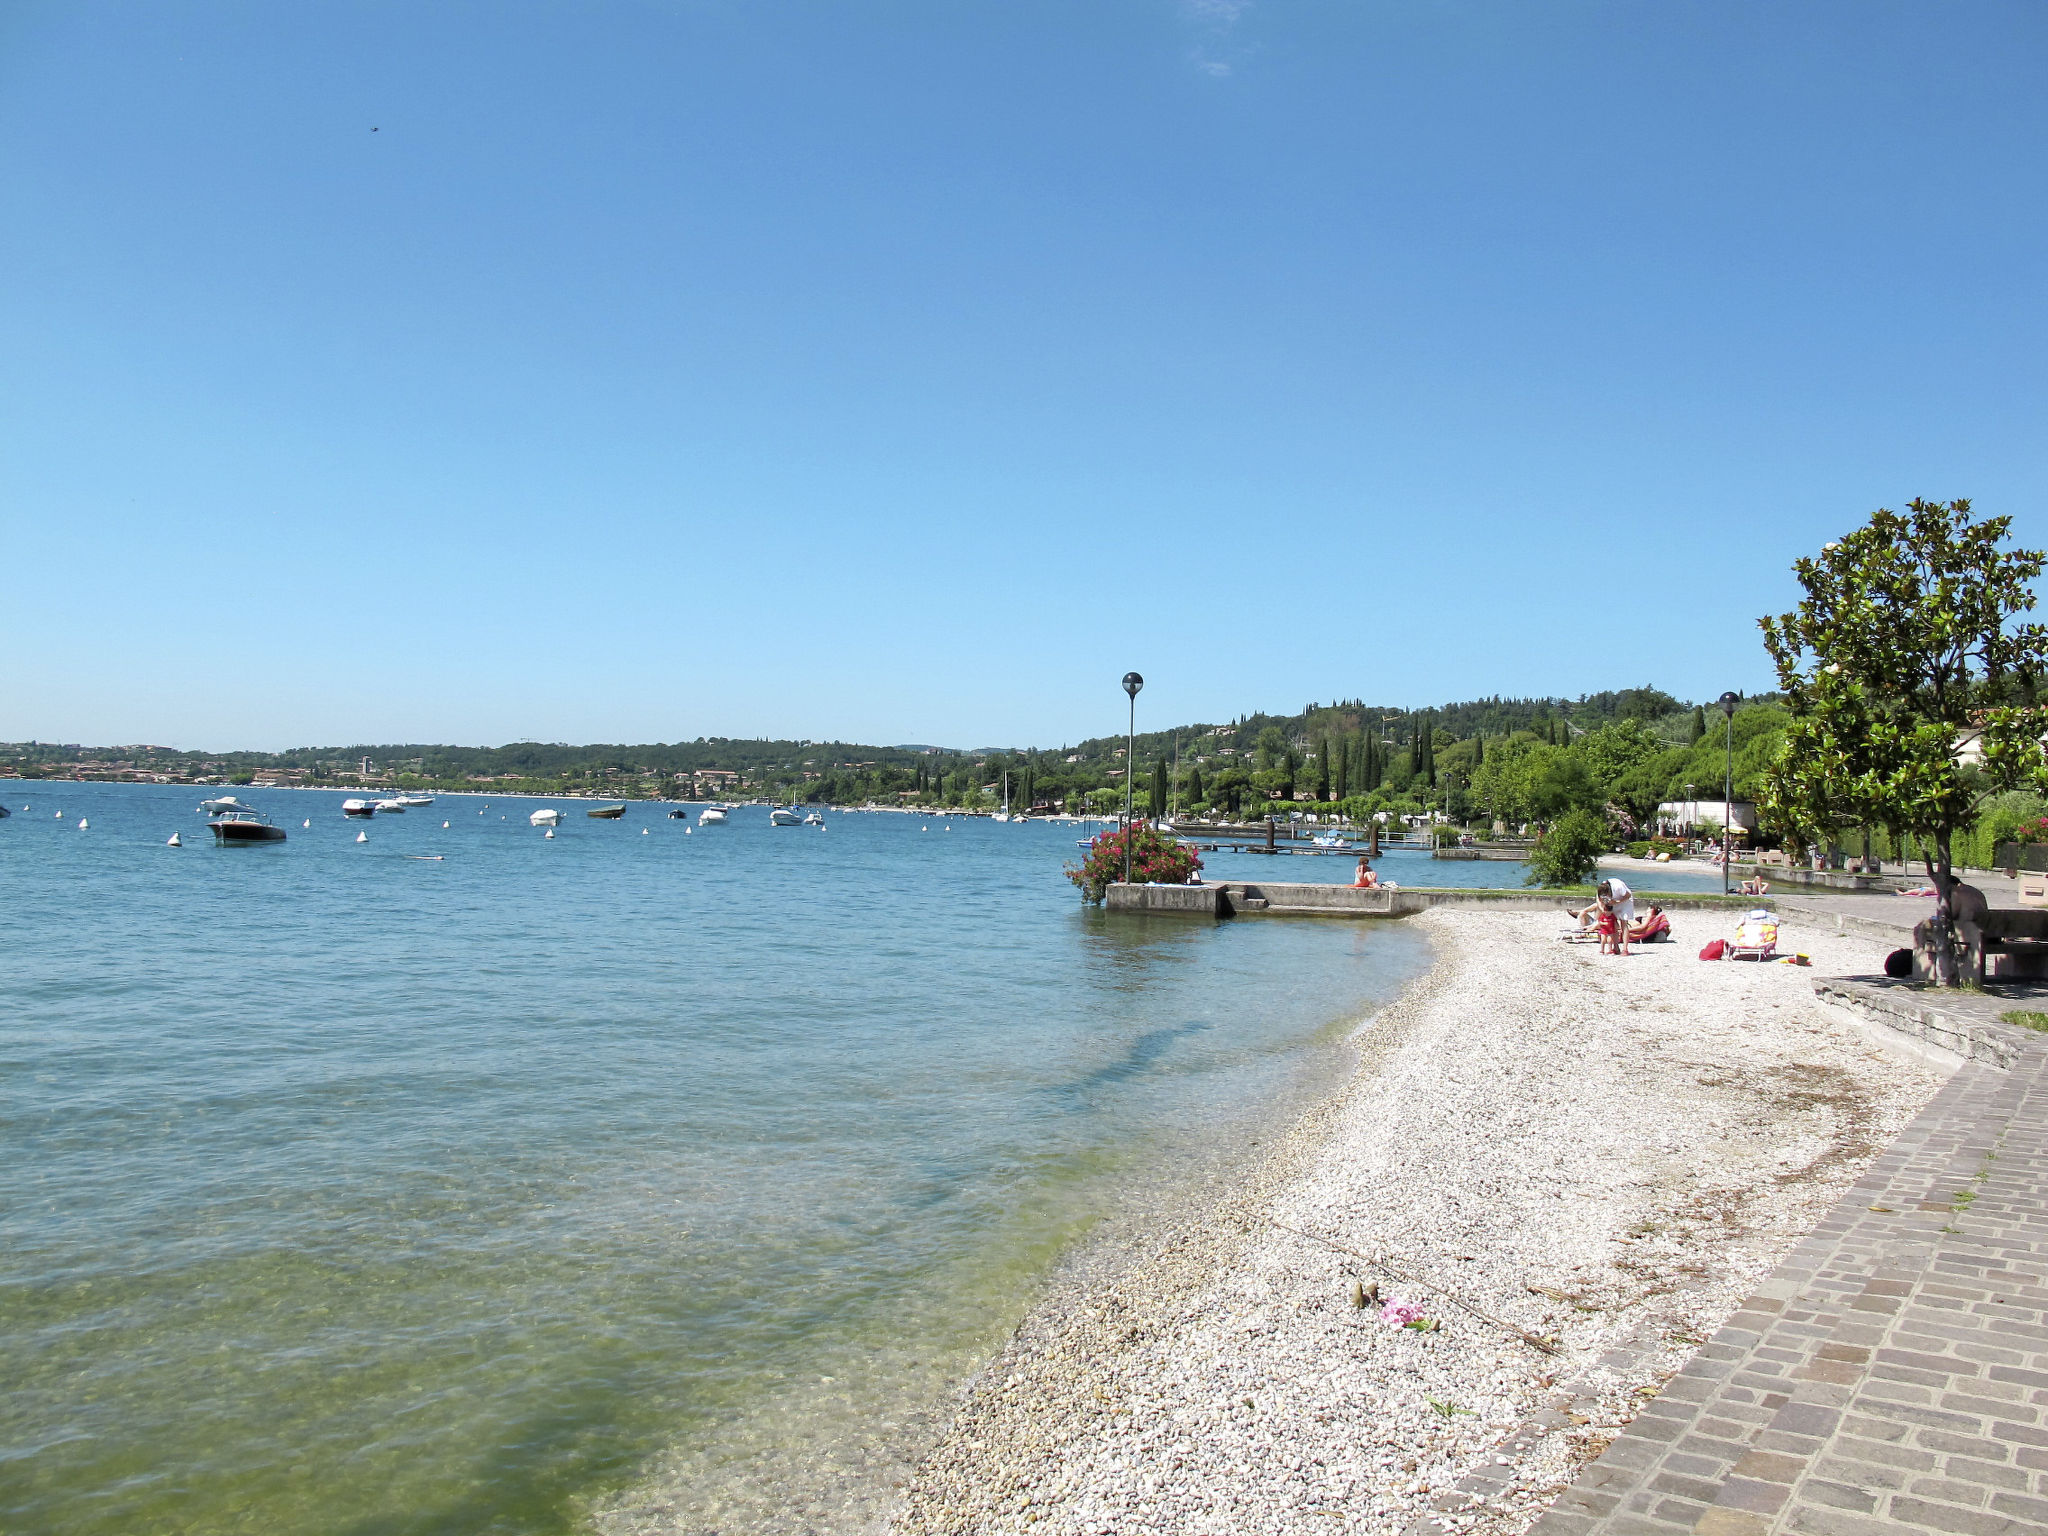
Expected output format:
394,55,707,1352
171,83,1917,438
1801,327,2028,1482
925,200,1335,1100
1,786,1434,1536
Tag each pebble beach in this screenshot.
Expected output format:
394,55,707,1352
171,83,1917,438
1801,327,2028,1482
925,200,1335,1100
893,908,1945,1536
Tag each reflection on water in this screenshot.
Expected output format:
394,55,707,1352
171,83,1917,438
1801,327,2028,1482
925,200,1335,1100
1,788,1429,1534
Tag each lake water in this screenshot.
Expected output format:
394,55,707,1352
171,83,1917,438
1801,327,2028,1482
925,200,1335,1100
4,785,1465,1536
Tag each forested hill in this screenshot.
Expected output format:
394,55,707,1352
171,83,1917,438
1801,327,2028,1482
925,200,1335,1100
3,686,1757,805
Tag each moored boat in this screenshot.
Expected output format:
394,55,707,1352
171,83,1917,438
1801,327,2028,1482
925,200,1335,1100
342,799,375,817
667,808,690,819
210,810,287,844
199,795,250,816
587,804,627,820
529,808,561,827
394,794,434,807
375,799,408,814
768,807,801,826
699,805,730,825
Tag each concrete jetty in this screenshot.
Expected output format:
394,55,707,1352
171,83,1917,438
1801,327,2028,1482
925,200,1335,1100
1104,881,1760,918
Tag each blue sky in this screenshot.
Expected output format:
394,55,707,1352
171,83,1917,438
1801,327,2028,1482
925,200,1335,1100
4,1,2042,751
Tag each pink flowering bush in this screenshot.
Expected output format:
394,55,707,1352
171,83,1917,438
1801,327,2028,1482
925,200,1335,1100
1065,824,1201,903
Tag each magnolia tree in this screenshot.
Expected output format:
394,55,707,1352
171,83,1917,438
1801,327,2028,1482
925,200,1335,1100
1760,499,2048,986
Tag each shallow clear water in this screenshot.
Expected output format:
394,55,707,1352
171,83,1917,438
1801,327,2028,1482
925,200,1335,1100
2,787,1436,1535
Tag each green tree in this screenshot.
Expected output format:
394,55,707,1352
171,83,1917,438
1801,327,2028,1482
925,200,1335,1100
1314,738,1332,801
1691,704,1708,743
1524,807,1608,886
1149,759,1168,817
1760,499,2048,985
1185,763,1205,807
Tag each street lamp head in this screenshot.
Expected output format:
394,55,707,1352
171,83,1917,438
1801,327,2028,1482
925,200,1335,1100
1123,672,1144,699
1718,691,1739,717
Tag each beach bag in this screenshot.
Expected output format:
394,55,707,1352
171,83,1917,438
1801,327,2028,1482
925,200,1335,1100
1885,948,1914,978
1698,939,1726,961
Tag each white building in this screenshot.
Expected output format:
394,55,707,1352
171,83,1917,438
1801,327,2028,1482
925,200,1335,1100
1656,799,1757,834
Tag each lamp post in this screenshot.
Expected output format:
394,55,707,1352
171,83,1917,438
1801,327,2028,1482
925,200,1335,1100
1122,672,1144,884
1718,692,1739,895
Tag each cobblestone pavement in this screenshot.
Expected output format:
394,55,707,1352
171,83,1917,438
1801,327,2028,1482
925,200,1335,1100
1525,994,2048,1536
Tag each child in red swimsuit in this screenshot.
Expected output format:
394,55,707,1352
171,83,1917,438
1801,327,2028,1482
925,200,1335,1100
1596,905,1620,955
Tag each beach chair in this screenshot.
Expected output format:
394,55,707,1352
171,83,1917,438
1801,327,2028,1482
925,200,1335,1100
1728,911,1779,961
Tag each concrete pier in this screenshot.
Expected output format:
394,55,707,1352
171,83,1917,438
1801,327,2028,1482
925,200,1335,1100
1103,882,1762,919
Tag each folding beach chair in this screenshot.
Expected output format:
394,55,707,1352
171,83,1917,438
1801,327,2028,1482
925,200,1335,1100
1727,910,1779,961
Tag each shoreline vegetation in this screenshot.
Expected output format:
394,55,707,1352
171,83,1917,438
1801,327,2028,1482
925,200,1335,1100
12,677,2039,874
888,909,1942,1536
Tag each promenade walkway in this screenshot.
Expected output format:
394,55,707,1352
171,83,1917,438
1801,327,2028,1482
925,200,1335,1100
1524,984,2048,1536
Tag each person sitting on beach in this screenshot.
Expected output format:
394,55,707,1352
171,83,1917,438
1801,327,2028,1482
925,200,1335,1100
1352,856,1379,889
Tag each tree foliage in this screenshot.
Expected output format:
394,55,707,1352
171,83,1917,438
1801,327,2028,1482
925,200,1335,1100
1759,498,2048,984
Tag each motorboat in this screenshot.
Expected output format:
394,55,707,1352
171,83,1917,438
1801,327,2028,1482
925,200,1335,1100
342,799,376,817
667,808,690,819
210,809,287,844
769,807,802,826
375,799,408,814
587,804,627,820
529,808,562,827
803,811,824,826
393,794,434,807
199,795,249,816
698,805,729,825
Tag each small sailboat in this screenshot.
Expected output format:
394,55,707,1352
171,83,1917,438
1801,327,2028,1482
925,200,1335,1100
992,772,1012,823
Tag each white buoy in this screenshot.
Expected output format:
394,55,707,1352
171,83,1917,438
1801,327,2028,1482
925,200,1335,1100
78,818,88,830
303,819,311,828
685,827,692,835
442,821,450,828
356,830,368,843
167,832,181,847
544,828,554,839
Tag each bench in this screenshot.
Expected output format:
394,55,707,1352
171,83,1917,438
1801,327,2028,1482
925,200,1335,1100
1916,908,2048,982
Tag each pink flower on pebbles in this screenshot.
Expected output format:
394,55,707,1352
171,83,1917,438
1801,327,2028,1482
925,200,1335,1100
1378,1299,1427,1326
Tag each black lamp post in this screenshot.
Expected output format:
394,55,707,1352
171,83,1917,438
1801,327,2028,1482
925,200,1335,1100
1718,692,1739,895
1122,672,1143,884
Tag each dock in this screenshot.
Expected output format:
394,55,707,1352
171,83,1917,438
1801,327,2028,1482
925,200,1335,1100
1105,881,1762,918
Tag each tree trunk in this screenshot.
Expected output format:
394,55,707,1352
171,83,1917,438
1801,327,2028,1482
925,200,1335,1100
1928,829,1959,988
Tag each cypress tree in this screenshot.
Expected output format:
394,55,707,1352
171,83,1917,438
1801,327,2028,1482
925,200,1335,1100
1187,764,1204,805
1315,738,1331,801
1336,736,1350,799
1149,759,1168,817
1691,704,1707,743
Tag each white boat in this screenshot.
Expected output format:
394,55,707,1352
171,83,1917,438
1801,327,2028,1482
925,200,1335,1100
394,794,434,807
769,807,802,826
698,805,729,825
803,811,824,825
374,799,408,814
530,808,562,827
198,795,249,816
341,799,375,817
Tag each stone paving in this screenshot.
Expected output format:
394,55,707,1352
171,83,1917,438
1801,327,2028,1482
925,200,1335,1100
1523,988,2048,1536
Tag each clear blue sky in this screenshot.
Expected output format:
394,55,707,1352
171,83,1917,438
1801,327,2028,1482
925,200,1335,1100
4,2,2042,751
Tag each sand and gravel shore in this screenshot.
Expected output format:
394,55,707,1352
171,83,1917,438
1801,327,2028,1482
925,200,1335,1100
891,907,1946,1536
